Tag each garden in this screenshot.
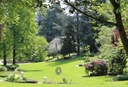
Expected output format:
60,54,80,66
0,0,128,87
0,55,128,87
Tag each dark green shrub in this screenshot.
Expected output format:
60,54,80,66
85,60,108,76
108,49,127,75
113,75,128,81
6,65,19,71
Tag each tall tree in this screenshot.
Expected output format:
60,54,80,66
109,0,128,54
9,4,38,65
38,2,63,42
64,0,128,54
0,0,47,64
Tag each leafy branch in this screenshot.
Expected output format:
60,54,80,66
64,0,116,26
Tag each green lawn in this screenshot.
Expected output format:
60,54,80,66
0,56,128,87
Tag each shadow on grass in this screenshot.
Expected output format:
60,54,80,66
82,75,107,78
82,75,113,82
47,55,84,66
21,70,43,72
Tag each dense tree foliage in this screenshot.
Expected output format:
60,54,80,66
38,1,100,57
0,0,48,65
38,3,63,42
63,0,128,54
0,0,128,66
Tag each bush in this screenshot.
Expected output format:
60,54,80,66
84,60,108,76
6,65,19,71
6,70,27,82
96,28,127,75
113,75,128,81
6,73,19,82
16,36,48,62
108,49,127,75
6,70,38,83
0,66,7,72
0,66,8,77
123,68,128,76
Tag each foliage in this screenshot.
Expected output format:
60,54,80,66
123,68,128,76
16,36,48,62
1,58,128,87
84,59,108,75
96,26,114,59
32,36,48,62
6,65,19,71
108,49,127,75
46,35,76,58
0,66,8,77
113,75,128,81
37,3,62,42
64,0,128,54
0,0,48,65
6,70,27,83
46,36,64,57
14,8,47,62
0,66,7,72
39,1,100,56
60,37,76,57
22,36,48,62
9,4,38,64
96,26,127,75
53,15,77,57
83,45,91,62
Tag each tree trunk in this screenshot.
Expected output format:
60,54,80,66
3,42,7,66
13,46,16,65
69,53,70,58
110,0,128,54
12,28,16,65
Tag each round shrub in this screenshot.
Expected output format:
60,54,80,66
84,60,108,76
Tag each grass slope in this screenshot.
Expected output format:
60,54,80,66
0,56,128,87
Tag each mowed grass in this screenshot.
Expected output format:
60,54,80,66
0,56,128,87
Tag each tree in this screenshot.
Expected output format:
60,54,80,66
38,0,101,57
0,0,48,64
60,22,76,57
38,2,63,42
7,3,39,64
63,0,128,54
45,0,106,55
0,0,45,40
0,24,12,66
109,0,128,54
46,36,64,58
